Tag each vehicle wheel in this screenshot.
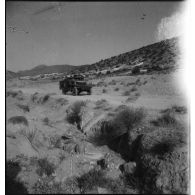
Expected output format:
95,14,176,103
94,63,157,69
88,89,91,95
73,87,78,96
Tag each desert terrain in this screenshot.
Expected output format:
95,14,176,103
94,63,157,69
6,67,189,194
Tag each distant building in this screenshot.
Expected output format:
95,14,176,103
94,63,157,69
100,70,107,74
133,62,144,67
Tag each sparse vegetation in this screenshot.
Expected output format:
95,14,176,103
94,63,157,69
161,105,187,115
143,80,148,85
114,106,146,131
6,90,23,98
131,86,137,92
20,127,37,143
17,104,30,112
8,116,29,126
96,81,105,87
109,80,117,85
7,90,24,100
132,66,140,74
31,93,50,104
123,90,131,96
95,99,109,109
102,88,107,93
33,177,64,194
6,160,28,194
42,117,50,126
32,168,134,194
133,128,188,194
49,134,62,149
89,106,146,145
151,112,178,127
126,93,140,102
76,169,106,193
31,92,39,103
66,100,87,130
135,78,141,84
36,157,55,177
135,92,140,97
56,98,69,106
42,94,50,103
76,168,130,194
126,82,134,86
150,139,179,156
6,36,187,194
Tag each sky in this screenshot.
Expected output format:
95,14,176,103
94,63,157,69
6,1,185,72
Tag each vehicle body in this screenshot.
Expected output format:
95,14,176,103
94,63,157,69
59,75,92,95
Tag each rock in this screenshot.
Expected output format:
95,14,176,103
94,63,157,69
120,161,136,174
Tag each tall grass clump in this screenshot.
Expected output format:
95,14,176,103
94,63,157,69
8,116,28,126
31,92,39,103
20,127,37,143
31,93,50,104
56,98,69,106
41,94,50,104
102,88,107,93
122,90,131,96
66,101,87,130
6,160,28,194
42,117,50,126
89,106,146,145
109,80,117,85
151,112,178,127
6,90,18,97
17,104,30,112
33,168,134,194
76,168,132,194
171,105,187,114
95,99,109,109
114,106,146,131
36,158,55,177
131,86,137,92
161,105,187,115
77,169,106,193
6,90,23,98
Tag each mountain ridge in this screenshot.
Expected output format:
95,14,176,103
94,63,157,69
6,36,180,78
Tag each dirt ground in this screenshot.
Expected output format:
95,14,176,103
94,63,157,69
6,70,189,193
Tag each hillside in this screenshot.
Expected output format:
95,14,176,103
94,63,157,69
8,37,181,77
77,37,181,73
6,70,18,80
17,64,79,77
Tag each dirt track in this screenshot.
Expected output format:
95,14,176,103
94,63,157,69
11,72,187,110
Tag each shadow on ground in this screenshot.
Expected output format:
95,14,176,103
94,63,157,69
6,160,28,194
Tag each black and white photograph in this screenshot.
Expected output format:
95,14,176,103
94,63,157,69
6,1,190,194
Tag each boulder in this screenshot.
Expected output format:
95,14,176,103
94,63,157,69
119,161,136,174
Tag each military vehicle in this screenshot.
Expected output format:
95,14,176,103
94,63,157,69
59,74,92,95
